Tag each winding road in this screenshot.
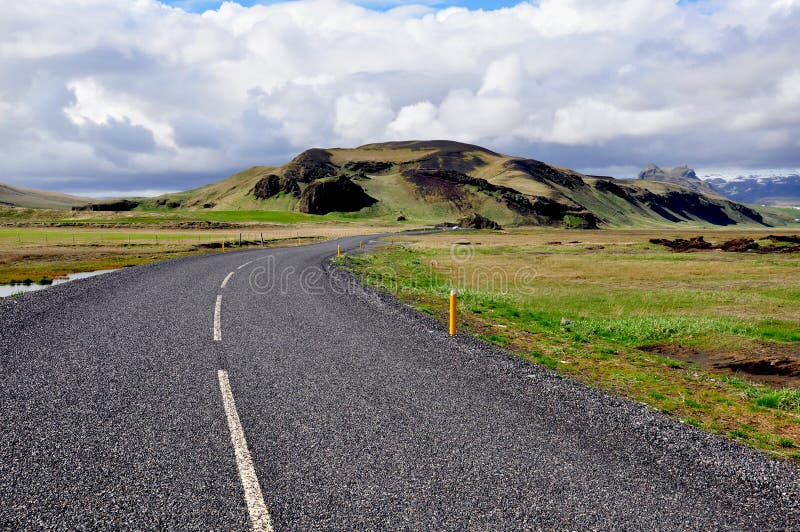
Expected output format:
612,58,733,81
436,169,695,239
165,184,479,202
1,236,799,529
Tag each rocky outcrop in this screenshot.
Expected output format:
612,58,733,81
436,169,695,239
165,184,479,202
252,174,300,199
458,213,502,230
284,149,339,183
72,200,139,212
638,164,720,197
297,176,377,215
253,174,280,198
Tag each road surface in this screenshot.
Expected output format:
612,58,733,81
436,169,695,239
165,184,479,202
1,236,799,529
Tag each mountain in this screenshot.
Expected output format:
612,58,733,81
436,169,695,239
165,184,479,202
701,171,800,207
637,164,721,197
0,182,91,209
137,140,773,228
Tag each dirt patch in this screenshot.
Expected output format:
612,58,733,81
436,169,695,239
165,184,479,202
718,238,760,252
641,343,800,387
649,236,713,251
651,235,800,253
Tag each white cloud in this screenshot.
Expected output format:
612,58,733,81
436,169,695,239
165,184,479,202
334,90,394,141
549,98,691,145
387,101,446,139
0,0,799,193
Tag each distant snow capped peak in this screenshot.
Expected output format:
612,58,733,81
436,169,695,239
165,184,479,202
696,169,800,183
694,169,800,206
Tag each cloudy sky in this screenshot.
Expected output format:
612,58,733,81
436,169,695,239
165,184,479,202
2,0,799,196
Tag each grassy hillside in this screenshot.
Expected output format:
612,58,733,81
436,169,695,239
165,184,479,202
0,183,91,210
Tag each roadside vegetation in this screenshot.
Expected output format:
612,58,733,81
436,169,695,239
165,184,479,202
339,228,800,462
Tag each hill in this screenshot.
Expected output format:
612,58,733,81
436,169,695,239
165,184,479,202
0,183,91,210
135,140,773,228
637,164,722,198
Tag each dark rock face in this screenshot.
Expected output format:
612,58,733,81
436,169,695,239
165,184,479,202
505,159,587,190
284,149,339,183
396,215,407,221
403,169,477,210
417,153,488,174
594,178,633,200
252,174,300,199
634,188,765,226
402,168,597,228
281,177,301,196
458,213,502,230
297,176,377,215
72,200,139,212
344,161,393,174
202,202,216,209
253,174,280,198
638,164,720,197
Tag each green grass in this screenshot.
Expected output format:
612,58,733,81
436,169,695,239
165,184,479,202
193,210,328,224
755,389,800,413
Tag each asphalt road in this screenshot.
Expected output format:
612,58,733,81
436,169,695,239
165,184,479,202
1,236,799,530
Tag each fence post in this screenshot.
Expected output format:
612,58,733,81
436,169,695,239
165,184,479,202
449,289,457,335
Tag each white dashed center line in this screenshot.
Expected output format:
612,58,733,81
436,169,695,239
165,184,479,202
217,370,273,532
221,272,235,289
214,295,223,341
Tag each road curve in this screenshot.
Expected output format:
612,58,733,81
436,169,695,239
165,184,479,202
1,236,799,529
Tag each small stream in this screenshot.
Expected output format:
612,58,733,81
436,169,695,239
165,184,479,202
0,270,118,298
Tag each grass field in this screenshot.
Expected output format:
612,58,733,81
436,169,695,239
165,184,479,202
0,205,390,226
339,228,800,462
0,222,406,285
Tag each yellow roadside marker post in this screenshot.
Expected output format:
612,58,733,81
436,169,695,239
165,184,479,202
222,241,225,252
360,240,363,249
449,289,457,335
337,244,341,257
